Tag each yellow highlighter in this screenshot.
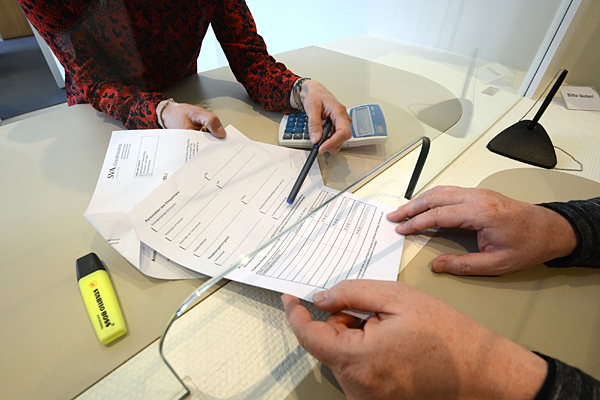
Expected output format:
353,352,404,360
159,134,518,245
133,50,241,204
76,253,127,345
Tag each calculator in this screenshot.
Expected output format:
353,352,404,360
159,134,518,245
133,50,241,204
278,104,387,149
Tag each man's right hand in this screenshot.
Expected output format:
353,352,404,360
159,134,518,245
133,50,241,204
283,280,548,400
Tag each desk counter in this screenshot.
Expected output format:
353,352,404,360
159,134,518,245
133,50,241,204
2,42,598,399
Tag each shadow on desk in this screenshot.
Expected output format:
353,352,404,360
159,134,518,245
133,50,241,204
167,73,285,130
4,104,122,193
288,364,345,400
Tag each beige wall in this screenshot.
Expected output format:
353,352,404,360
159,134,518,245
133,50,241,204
0,0,33,39
537,0,600,97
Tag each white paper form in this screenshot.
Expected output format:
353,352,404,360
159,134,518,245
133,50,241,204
84,127,250,279
128,135,404,301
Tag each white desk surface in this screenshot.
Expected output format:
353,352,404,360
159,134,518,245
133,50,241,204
0,104,213,400
2,36,599,399
1,43,477,400
78,62,600,400
81,95,599,400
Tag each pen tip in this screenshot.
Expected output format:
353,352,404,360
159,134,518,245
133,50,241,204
286,199,293,205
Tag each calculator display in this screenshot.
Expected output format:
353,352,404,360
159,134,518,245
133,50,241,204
354,106,374,137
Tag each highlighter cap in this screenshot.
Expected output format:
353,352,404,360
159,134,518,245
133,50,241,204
76,252,106,281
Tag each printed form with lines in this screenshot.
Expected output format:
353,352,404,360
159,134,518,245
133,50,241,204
128,126,404,300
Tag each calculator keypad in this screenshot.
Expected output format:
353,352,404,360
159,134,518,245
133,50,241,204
279,104,387,149
283,113,311,141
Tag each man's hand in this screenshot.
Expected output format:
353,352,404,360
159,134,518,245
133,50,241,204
299,80,352,154
283,280,547,400
161,102,227,138
387,186,578,275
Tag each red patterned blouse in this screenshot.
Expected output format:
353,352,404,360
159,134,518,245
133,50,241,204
18,0,299,129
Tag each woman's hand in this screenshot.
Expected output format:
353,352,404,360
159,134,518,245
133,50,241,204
298,80,352,154
161,101,227,138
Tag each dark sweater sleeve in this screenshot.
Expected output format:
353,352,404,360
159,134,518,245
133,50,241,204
539,197,600,268
534,353,600,400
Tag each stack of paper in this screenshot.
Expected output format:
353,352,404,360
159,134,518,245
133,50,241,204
85,126,403,301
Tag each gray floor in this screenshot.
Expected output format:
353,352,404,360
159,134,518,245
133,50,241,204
0,36,67,120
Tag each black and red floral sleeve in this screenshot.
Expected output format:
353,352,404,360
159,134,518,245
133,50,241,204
211,0,300,110
18,0,168,129
18,0,299,130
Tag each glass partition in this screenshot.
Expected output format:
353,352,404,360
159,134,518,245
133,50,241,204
192,0,580,194
215,0,577,97
7,1,579,190
1,1,584,399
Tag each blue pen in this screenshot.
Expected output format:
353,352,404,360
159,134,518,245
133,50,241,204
287,119,333,204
